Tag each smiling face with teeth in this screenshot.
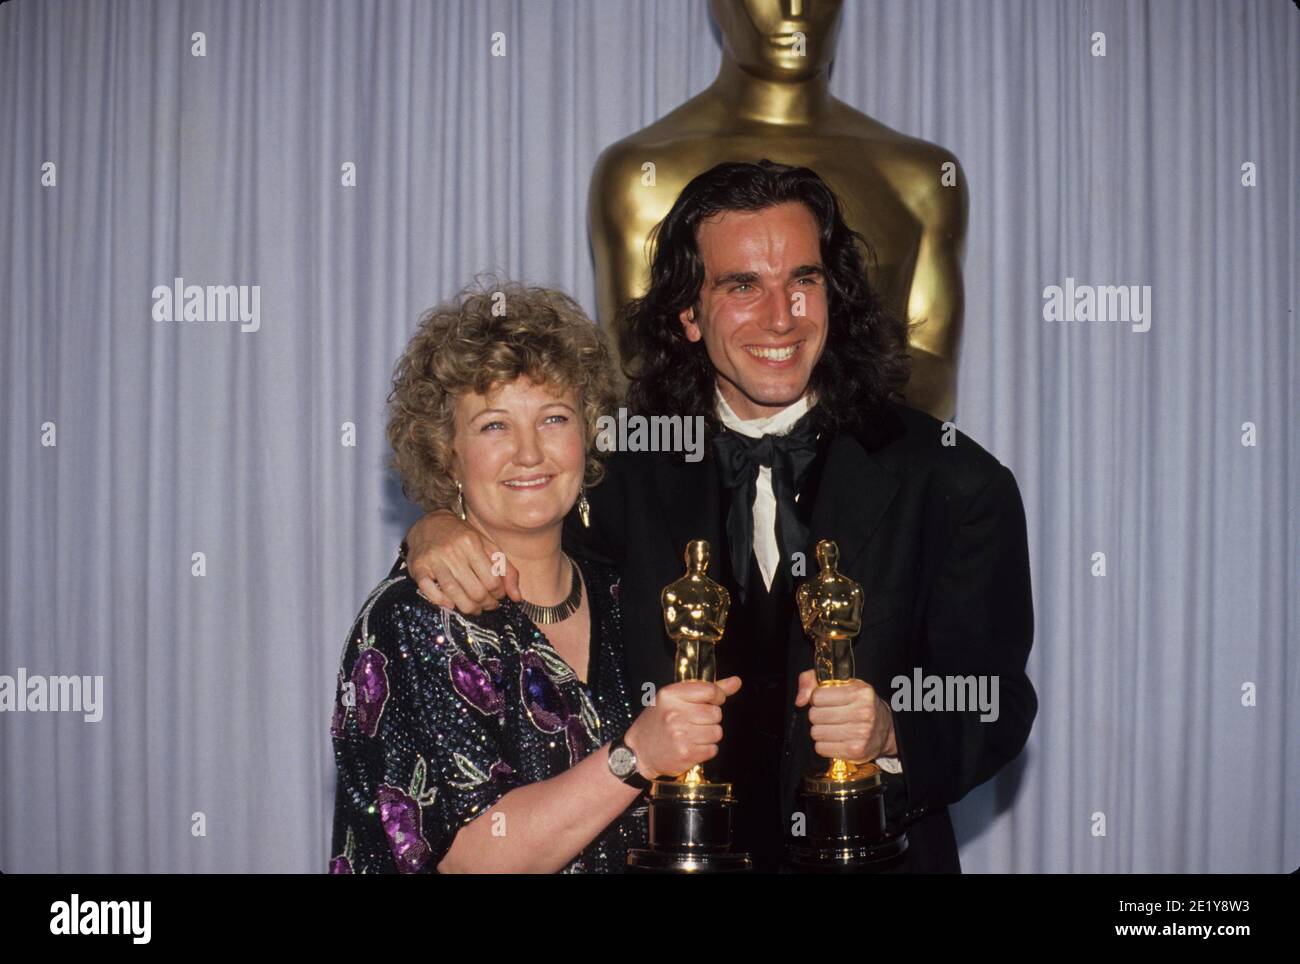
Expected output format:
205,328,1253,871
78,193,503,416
450,377,586,538
678,201,829,420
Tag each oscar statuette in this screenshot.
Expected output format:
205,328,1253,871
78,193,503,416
786,540,908,870
627,540,752,873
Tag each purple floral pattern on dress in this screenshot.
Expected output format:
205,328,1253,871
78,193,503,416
376,783,432,873
449,651,504,717
516,649,598,767
352,643,390,738
520,650,569,733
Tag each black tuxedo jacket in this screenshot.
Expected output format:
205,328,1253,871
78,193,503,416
562,401,1037,872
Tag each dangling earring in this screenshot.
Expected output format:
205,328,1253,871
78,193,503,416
455,479,467,521
577,486,591,528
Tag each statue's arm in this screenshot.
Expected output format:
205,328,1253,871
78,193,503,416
900,150,970,422
588,146,650,368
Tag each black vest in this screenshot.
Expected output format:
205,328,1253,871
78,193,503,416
715,544,796,871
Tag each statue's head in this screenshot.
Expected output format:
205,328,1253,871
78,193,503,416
710,0,844,81
815,539,839,574
686,539,711,573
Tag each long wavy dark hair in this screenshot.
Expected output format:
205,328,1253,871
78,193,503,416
621,159,911,436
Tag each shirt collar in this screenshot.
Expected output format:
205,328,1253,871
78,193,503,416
714,387,815,439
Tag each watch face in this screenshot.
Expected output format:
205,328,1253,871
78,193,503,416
609,745,636,777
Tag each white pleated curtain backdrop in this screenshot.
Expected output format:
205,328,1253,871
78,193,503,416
0,0,1295,872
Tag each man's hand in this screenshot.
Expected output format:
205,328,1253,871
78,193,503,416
404,510,521,615
794,670,898,764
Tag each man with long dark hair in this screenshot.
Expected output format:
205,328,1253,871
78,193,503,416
405,160,1036,873
621,161,911,436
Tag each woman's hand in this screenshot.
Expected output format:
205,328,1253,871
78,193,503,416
623,676,742,779
405,510,521,614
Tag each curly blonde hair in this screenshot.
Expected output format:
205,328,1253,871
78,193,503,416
387,280,621,512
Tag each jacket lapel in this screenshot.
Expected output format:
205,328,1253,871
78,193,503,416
807,429,901,574
651,452,727,583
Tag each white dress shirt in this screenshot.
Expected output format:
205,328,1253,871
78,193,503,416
713,388,903,775
713,388,813,591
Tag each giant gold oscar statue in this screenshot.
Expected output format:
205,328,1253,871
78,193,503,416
787,539,908,870
590,0,969,421
627,540,752,873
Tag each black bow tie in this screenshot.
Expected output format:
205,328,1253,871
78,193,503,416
711,409,821,603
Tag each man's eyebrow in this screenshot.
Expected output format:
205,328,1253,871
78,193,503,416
790,264,825,279
711,271,761,288
709,266,824,288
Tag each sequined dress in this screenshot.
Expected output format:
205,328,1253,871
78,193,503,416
329,554,647,873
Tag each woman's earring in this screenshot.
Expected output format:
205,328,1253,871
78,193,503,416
455,480,467,521
577,486,591,528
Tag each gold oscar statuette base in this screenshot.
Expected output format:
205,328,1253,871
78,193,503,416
627,768,753,874
785,760,909,872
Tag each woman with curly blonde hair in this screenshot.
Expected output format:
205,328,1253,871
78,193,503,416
329,281,738,873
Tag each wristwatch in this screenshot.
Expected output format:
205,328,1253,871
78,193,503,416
608,736,652,791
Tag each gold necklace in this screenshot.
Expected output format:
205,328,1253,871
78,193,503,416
519,556,582,625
